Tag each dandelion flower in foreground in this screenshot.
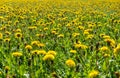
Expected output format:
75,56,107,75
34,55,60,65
104,39,115,47
15,32,22,38
47,50,57,56
5,31,11,35
70,50,77,54
31,50,47,55
25,45,32,50
103,53,110,57
88,70,99,78
102,35,110,39
43,54,55,61
15,29,22,32
12,52,23,57
99,46,109,51
31,41,40,46
28,26,37,30
4,38,10,42
5,66,10,71
114,47,120,56
66,59,76,67
0,33,3,39
31,50,39,55
51,72,58,78
74,43,88,49
37,43,45,47
78,26,84,30
38,50,46,55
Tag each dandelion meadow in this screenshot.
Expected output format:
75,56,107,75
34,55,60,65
0,0,120,78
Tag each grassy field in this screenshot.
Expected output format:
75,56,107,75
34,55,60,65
0,0,120,78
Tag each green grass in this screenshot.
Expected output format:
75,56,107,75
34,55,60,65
0,0,120,78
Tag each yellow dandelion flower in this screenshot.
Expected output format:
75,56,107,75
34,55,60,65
51,30,57,34
117,43,120,48
0,16,3,19
72,33,80,38
12,52,23,57
36,34,40,37
88,23,96,28
0,71,2,74
66,23,71,27
51,72,57,78
5,66,10,71
74,43,81,48
62,17,68,21
31,41,40,46
103,35,110,39
36,34,44,37
104,39,115,47
80,45,88,49
77,26,84,30
25,45,32,50
43,54,55,61
15,29,22,32
0,26,6,31
4,38,10,42
47,50,57,56
74,40,81,44
57,24,62,27
66,59,76,67
88,70,99,78
85,34,94,40
31,50,39,55
37,50,46,55
83,31,89,35
44,27,48,31
84,29,92,32
15,33,22,38
28,26,37,30
114,47,120,56
70,50,77,54
0,33,3,39
5,31,11,35
99,46,109,51
99,33,105,37
103,53,110,57
37,43,45,47
74,43,88,49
